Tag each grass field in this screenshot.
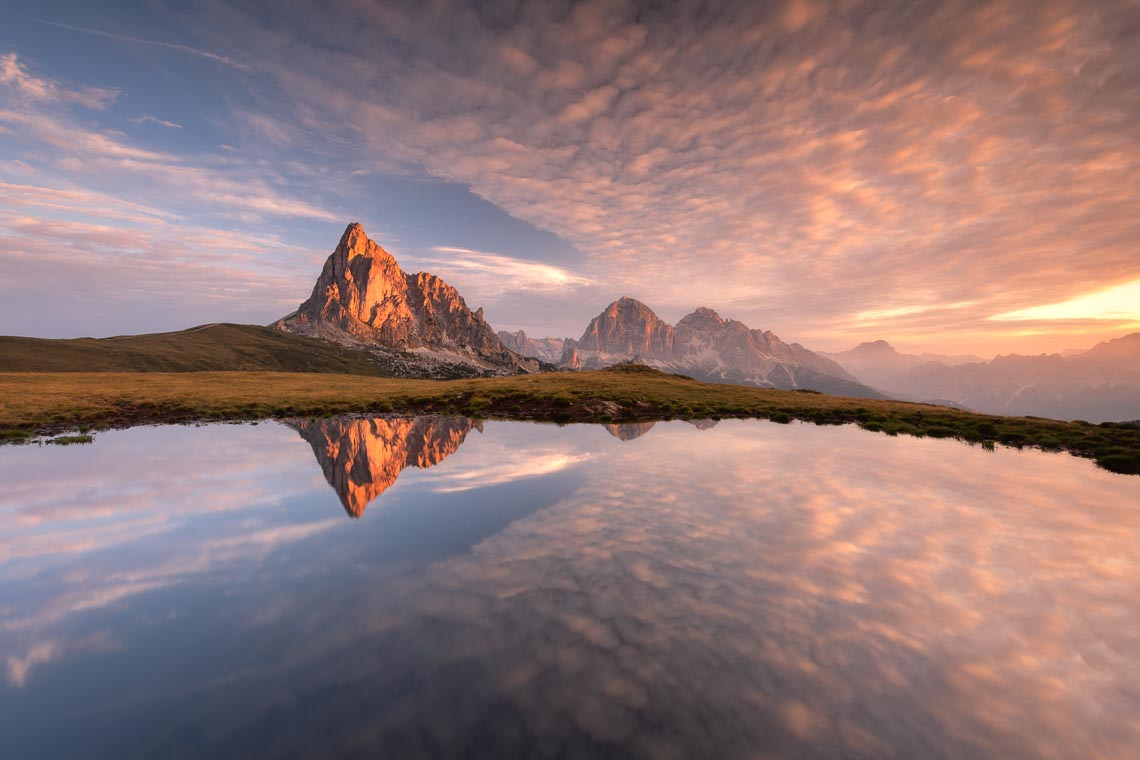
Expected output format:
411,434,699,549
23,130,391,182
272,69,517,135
0,323,390,374
1,364,1137,475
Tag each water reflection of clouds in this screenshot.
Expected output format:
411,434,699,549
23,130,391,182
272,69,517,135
274,421,1137,758
0,424,318,562
427,451,590,493
0,418,594,692
2,419,1138,758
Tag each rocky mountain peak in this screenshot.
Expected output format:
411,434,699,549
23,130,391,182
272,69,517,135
678,307,726,329
854,340,897,353
577,297,673,359
275,223,536,374
497,329,567,364
559,296,875,396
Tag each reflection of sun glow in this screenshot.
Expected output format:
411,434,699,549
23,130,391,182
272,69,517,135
991,279,1140,322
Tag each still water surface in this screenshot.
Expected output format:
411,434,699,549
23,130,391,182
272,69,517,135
1,417,1138,758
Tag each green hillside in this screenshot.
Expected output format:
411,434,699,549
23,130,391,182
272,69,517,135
0,323,387,375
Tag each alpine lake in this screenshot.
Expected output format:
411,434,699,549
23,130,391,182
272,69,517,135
1,416,1138,759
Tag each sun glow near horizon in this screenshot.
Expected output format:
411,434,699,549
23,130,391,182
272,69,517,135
990,279,1140,327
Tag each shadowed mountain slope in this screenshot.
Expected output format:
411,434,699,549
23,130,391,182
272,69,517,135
0,323,390,374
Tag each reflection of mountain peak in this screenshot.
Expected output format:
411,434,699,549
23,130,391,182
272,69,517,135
291,416,478,517
604,422,656,441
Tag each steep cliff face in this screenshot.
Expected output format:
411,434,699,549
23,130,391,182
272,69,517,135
291,415,477,517
277,223,536,374
573,297,675,364
560,298,880,397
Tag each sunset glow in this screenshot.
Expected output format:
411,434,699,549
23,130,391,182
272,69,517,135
992,279,1140,326
1,0,1138,355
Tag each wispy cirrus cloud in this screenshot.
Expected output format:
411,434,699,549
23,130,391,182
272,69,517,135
0,48,337,223
0,52,117,109
129,113,182,129
417,246,591,290
24,17,249,70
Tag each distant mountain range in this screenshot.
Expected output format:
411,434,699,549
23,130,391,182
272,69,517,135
497,330,565,364
821,340,983,387
504,297,885,398
825,336,1140,422
6,220,1136,420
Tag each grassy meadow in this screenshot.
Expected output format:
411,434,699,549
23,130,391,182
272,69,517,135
0,323,389,375
0,364,1137,475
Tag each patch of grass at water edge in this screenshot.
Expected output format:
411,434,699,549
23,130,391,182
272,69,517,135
0,366,1137,475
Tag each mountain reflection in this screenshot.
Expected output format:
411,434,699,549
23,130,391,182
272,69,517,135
290,416,479,517
604,422,656,441
3,420,1139,759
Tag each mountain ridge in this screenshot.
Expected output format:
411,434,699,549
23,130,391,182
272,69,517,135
553,297,884,398
497,330,567,364
827,333,1140,421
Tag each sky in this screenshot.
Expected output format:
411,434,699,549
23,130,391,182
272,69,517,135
1,0,1138,356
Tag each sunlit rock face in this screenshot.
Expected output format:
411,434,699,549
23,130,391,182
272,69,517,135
496,329,566,363
291,416,478,517
573,297,676,363
562,298,880,397
278,223,536,373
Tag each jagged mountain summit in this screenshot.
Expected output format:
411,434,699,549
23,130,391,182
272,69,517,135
559,297,884,398
497,330,567,364
276,223,537,376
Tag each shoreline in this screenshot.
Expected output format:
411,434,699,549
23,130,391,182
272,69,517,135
1,366,1137,474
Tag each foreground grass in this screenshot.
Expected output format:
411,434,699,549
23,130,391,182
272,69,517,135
0,365,1137,474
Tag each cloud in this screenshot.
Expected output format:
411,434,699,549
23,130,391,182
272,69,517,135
129,113,183,129
6,640,60,687
0,209,319,335
193,0,1140,352
990,278,1140,324
25,17,249,70
427,450,590,493
416,246,591,290
0,52,117,109
0,51,339,225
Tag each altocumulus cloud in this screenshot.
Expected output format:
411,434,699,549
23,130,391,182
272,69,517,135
197,0,1140,352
